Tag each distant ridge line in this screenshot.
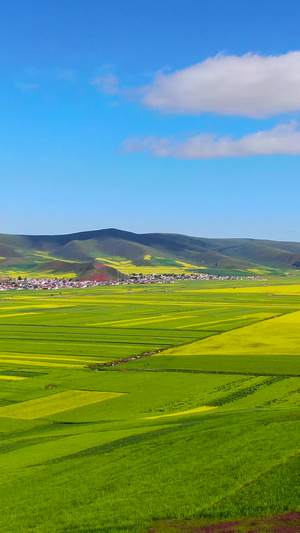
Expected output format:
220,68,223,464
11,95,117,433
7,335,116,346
1,228,300,275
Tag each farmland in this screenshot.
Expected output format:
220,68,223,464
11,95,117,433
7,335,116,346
0,278,299,532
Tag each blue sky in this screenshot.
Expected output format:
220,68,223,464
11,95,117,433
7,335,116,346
1,0,300,240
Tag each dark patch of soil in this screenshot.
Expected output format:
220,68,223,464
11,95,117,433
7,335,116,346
143,512,300,533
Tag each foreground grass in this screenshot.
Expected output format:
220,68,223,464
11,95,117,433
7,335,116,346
0,409,298,532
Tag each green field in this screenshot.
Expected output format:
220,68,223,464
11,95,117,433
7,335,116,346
0,278,299,532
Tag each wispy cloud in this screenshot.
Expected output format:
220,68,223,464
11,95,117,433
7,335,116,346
142,51,300,118
123,122,300,159
55,68,75,81
21,67,76,83
92,74,120,95
16,82,40,92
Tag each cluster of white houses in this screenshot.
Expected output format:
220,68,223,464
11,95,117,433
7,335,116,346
0,271,261,292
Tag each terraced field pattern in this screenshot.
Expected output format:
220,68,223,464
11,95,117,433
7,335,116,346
0,278,299,532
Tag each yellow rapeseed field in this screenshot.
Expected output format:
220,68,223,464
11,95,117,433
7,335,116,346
0,312,38,318
175,260,207,269
91,313,197,327
95,256,203,274
196,284,300,295
0,358,83,368
0,390,124,419
144,406,217,419
0,270,75,279
0,353,100,364
177,312,275,329
34,251,78,263
0,303,76,311
161,310,300,356
0,375,26,381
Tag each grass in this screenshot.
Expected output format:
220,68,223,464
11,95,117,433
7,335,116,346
0,278,299,532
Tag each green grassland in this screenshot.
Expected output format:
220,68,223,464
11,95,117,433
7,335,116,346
3,227,300,277
0,278,299,532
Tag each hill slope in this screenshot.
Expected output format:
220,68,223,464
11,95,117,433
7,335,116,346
1,228,300,276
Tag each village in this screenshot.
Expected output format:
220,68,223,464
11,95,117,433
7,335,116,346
0,272,248,291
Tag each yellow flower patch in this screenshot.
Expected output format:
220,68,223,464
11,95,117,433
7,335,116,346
197,284,300,295
91,314,197,327
0,353,100,364
162,310,300,356
0,358,82,368
0,390,124,419
0,375,26,381
144,406,216,419
176,312,275,329
0,312,38,318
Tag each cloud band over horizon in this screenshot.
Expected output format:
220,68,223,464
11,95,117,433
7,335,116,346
123,122,300,160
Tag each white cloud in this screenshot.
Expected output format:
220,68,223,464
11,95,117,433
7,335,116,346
123,122,300,159
92,74,120,95
142,51,300,118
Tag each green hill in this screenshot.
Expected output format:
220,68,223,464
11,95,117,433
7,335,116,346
1,228,300,277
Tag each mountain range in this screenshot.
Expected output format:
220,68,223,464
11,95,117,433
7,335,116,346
1,228,300,278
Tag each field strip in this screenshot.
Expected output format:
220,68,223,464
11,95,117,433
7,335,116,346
0,312,38,318
187,284,300,295
112,367,299,377
0,375,26,381
0,304,76,310
82,299,235,306
0,341,161,348
143,406,217,419
113,313,182,325
0,353,100,364
0,389,124,419
89,313,185,326
0,306,42,311
90,314,197,327
0,358,83,368
177,313,275,329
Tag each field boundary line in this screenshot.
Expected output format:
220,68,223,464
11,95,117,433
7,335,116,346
96,368,300,377
33,424,185,467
